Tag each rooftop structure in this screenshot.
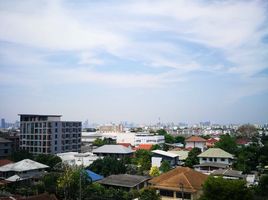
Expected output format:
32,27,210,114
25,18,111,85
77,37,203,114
97,174,150,190
93,144,134,155
198,148,233,159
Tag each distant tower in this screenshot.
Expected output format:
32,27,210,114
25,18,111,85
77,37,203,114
1,118,5,128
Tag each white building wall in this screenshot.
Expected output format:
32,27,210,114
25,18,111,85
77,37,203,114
116,133,135,145
185,141,206,151
199,157,232,165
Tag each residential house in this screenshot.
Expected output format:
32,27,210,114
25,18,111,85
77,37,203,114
92,144,134,158
185,136,207,152
151,150,179,168
206,138,219,148
149,167,208,200
97,174,150,191
57,152,99,166
194,148,234,174
0,159,49,180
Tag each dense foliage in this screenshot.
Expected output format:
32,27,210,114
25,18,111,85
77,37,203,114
87,157,126,177
214,134,238,154
139,187,161,200
159,160,171,172
200,176,253,200
184,147,201,167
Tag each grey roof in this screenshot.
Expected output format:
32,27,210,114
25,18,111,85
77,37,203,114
194,162,229,168
211,169,245,179
97,174,150,188
0,137,12,143
92,145,134,154
198,148,234,159
152,150,178,158
0,159,49,172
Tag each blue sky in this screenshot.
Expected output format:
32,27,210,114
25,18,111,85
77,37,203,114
0,0,268,124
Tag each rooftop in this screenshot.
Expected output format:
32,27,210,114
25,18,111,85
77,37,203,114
0,159,49,172
185,136,207,142
18,114,62,117
97,174,150,188
168,150,189,160
0,159,13,167
211,169,245,179
134,144,153,151
152,150,178,158
198,148,234,158
149,167,208,193
92,145,134,154
194,162,230,168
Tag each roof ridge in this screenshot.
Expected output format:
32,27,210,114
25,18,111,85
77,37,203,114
181,172,194,190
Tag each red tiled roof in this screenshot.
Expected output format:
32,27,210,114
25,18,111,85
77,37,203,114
185,136,207,142
149,167,208,193
236,138,250,145
0,159,13,167
134,144,153,151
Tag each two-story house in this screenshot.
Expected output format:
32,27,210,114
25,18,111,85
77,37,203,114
194,148,234,174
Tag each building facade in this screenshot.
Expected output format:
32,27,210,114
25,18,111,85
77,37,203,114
116,132,165,146
0,137,12,158
19,114,81,154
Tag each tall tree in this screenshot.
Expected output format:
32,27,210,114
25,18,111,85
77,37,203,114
237,124,258,139
214,134,238,154
184,147,201,167
35,154,62,170
133,149,152,173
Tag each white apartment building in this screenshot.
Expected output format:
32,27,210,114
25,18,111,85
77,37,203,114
19,114,81,154
116,132,165,146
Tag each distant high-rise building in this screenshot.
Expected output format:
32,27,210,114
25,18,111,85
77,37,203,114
1,118,5,128
19,114,81,154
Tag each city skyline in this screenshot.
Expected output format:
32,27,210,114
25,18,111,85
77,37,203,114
0,0,268,124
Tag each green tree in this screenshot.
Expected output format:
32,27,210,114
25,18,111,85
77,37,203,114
9,150,33,162
87,156,126,177
151,144,161,150
214,134,238,154
259,144,268,167
35,154,62,170
139,187,161,200
159,160,171,173
157,129,167,135
133,149,152,173
184,147,201,167
41,172,60,194
165,134,175,143
255,175,268,197
200,176,253,200
149,166,160,177
174,135,185,145
233,144,260,173
57,167,89,200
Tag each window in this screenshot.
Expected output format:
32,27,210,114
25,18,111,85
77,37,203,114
160,190,173,197
55,147,57,151
176,192,191,199
209,158,213,162
55,141,57,145
221,158,225,162
202,158,207,161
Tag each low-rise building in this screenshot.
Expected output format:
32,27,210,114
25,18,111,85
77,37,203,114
116,132,165,146
185,136,207,152
57,152,99,166
151,150,179,167
211,169,245,180
97,174,150,191
194,148,234,174
92,144,134,158
149,167,208,200
0,159,49,180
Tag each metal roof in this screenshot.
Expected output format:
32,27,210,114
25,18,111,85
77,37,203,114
211,169,245,179
92,145,134,154
198,148,234,158
0,159,49,172
194,162,229,168
152,150,178,158
98,174,150,188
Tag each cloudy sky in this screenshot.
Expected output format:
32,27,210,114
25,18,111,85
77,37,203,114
0,0,268,124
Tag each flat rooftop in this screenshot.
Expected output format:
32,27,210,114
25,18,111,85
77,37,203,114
18,114,62,117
